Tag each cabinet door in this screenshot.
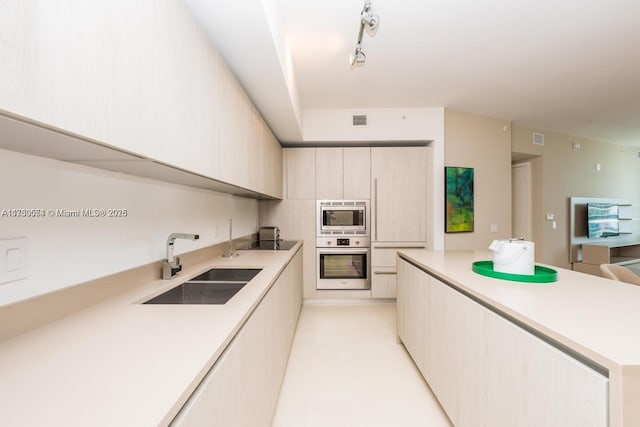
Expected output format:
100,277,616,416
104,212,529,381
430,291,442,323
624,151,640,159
218,77,248,188
315,148,343,199
343,147,370,199
263,130,283,199
285,148,315,200
399,261,609,427
172,250,303,427
396,259,429,374
246,106,264,193
371,268,396,298
371,147,428,242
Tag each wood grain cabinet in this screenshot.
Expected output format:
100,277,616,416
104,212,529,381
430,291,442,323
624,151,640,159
0,0,282,199
397,257,609,427
371,147,429,242
284,148,316,200
370,146,431,298
263,130,284,199
315,147,370,199
171,249,303,427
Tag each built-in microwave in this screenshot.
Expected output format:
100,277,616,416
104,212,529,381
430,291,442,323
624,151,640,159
317,200,369,236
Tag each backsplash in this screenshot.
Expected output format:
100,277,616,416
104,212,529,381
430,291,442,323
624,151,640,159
0,149,258,306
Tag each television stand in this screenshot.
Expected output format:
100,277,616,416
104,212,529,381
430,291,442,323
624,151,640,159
573,238,640,276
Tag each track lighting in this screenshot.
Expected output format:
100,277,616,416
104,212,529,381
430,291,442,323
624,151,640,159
361,2,379,36
349,46,366,68
349,0,379,69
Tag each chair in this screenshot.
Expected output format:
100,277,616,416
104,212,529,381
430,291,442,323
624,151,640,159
600,264,640,286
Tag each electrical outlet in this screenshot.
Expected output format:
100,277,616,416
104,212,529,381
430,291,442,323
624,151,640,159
0,237,28,285
490,224,498,233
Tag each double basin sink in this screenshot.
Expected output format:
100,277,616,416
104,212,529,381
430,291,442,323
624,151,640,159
143,268,262,305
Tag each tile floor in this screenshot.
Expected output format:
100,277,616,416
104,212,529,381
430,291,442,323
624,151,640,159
272,302,452,427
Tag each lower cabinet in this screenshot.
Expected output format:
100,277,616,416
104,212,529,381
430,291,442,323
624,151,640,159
171,250,303,426
371,243,426,298
397,257,609,427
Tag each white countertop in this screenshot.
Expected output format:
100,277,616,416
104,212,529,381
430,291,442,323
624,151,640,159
398,250,640,376
0,243,302,426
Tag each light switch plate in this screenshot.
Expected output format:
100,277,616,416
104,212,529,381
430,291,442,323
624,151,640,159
0,237,28,285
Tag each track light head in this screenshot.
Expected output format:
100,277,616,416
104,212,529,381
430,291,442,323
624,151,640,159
349,46,366,68
362,6,379,36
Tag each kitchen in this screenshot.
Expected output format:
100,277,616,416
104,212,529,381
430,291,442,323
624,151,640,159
1,1,640,426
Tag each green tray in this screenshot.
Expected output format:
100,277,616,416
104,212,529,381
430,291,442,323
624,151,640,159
472,260,557,283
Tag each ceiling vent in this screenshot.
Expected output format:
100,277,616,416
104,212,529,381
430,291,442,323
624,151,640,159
353,115,368,126
532,132,545,146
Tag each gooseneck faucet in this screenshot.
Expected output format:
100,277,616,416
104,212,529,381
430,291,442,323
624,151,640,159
163,233,200,279
222,219,239,258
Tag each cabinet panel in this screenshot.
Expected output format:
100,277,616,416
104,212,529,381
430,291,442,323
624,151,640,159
285,148,315,200
263,131,283,199
371,268,396,298
217,75,248,188
315,147,370,200
396,259,428,374
172,250,303,426
371,147,428,242
315,148,343,199
480,303,608,427
343,147,370,199
371,243,426,299
246,107,264,193
397,259,609,427
0,1,160,157
372,243,427,267
0,0,284,197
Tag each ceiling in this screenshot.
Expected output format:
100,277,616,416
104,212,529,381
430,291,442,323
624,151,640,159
186,0,640,146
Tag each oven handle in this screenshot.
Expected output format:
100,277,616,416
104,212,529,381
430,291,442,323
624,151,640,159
317,247,370,255
372,245,426,250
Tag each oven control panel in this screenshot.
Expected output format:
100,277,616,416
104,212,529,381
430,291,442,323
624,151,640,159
316,237,370,248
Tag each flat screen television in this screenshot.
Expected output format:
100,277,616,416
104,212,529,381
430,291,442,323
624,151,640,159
587,203,619,238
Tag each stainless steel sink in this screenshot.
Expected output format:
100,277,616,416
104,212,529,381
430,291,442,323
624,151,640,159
143,268,262,305
189,268,262,282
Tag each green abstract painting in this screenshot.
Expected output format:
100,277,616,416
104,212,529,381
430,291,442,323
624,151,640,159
445,167,474,233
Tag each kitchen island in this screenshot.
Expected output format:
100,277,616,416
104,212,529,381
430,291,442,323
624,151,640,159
0,242,302,426
396,249,640,427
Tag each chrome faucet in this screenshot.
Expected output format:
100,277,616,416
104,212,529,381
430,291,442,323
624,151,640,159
222,219,239,258
163,233,200,279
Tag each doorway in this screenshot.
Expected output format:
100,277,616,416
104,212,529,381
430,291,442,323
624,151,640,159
512,162,532,241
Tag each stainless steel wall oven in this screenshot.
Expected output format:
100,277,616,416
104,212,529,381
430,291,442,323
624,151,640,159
316,237,370,290
316,200,371,291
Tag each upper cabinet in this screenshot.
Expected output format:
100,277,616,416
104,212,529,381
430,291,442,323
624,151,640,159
343,148,371,199
371,147,430,242
285,148,316,200
262,125,284,200
0,0,282,199
316,147,370,199
315,148,343,199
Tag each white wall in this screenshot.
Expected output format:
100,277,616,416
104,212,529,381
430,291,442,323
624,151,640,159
444,110,512,250
302,107,442,142
0,149,258,306
301,107,445,250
